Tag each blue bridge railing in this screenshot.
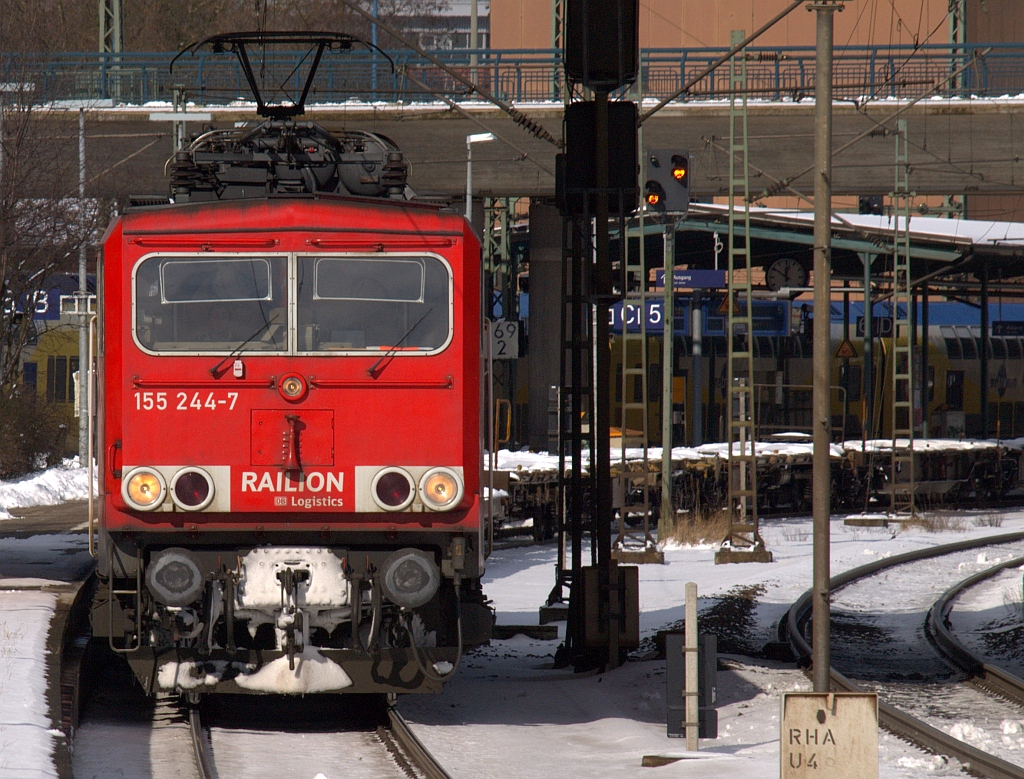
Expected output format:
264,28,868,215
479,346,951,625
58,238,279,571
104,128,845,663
3,43,1023,107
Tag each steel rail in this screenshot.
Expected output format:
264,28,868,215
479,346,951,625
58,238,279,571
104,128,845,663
929,554,1024,709
189,706,215,779
786,531,1024,779
387,706,453,779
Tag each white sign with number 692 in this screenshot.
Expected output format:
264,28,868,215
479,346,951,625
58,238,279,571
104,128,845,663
490,320,519,359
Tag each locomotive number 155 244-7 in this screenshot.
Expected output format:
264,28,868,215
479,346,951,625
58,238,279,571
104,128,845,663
134,391,239,411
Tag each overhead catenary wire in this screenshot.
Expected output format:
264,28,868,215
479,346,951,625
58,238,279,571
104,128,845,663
399,68,554,177
640,0,807,125
752,48,993,201
337,0,561,149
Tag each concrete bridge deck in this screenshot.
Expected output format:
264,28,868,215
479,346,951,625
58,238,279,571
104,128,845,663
38,97,1024,201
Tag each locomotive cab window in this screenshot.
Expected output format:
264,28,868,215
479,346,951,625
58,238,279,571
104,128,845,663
135,255,288,353
297,255,452,353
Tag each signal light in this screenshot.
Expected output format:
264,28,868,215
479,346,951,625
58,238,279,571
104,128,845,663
645,149,690,214
170,468,215,511
644,181,666,210
419,467,463,510
371,467,416,511
671,154,688,183
279,373,307,402
123,467,166,511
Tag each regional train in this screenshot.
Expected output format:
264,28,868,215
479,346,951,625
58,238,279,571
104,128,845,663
611,299,1024,446
91,33,489,696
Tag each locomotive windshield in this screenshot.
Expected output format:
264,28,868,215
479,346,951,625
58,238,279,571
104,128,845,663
133,253,452,355
135,256,288,352
297,255,451,352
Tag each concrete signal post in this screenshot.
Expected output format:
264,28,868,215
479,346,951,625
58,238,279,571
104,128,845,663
810,0,843,694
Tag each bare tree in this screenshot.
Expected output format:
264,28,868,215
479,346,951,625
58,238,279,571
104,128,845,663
0,81,99,391
1,0,453,53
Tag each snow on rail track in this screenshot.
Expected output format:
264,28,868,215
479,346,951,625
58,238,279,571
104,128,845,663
75,683,452,779
188,694,449,779
789,532,1024,778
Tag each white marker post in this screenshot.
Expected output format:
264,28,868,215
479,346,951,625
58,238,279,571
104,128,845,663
685,581,698,750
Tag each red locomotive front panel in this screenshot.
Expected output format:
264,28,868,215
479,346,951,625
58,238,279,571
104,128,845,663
103,198,480,532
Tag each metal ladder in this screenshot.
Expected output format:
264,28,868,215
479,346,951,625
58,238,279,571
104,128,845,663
890,119,915,516
548,214,596,610
613,214,655,556
717,30,767,563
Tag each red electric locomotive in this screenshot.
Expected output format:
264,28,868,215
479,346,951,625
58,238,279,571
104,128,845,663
91,33,490,696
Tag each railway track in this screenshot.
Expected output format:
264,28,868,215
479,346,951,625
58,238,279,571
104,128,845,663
786,531,1024,779
75,676,452,779
184,696,451,779
929,554,1024,710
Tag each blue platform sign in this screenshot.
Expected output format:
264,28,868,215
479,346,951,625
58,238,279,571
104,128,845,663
611,298,790,337
993,321,1024,337
2,288,62,321
655,269,728,289
610,299,690,336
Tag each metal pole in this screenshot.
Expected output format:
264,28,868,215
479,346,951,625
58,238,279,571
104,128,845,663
371,0,379,101
660,226,675,540
78,108,89,459
593,89,617,668
862,253,873,441
842,283,850,437
811,0,841,695
981,261,990,437
465,138,473,226
691,292,703,446
921,287,929,438
470,0,479,79
487,319,495,532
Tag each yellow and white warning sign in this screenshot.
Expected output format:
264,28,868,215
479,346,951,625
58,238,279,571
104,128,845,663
835,339,858,359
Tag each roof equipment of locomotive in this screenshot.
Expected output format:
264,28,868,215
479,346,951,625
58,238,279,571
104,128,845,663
160,32,409,204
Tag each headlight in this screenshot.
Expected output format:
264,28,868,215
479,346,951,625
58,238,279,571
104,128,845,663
380,548,440,609
419,467,463,510
170,468,214,511
372,467,416,511
279,373,307,401
123,467,166,511
146,547,205,607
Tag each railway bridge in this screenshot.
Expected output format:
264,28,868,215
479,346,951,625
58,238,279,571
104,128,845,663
13,43,1024,203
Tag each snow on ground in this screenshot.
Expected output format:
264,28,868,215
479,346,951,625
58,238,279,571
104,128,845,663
0,459,92,520
0,590,60,779
5,461,1024,776
402,509,1024,777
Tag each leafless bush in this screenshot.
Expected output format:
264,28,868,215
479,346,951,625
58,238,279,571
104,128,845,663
780,526,811,543
0,388,70,479
904,512,969,533
973,513,1005,528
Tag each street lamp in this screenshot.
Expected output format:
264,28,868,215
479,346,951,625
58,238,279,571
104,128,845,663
465,132,496,227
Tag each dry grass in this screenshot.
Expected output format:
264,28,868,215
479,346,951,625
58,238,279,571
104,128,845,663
670,508,731,546
902,511,969,533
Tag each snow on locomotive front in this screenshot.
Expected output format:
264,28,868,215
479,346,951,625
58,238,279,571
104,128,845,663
93,110,489,696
